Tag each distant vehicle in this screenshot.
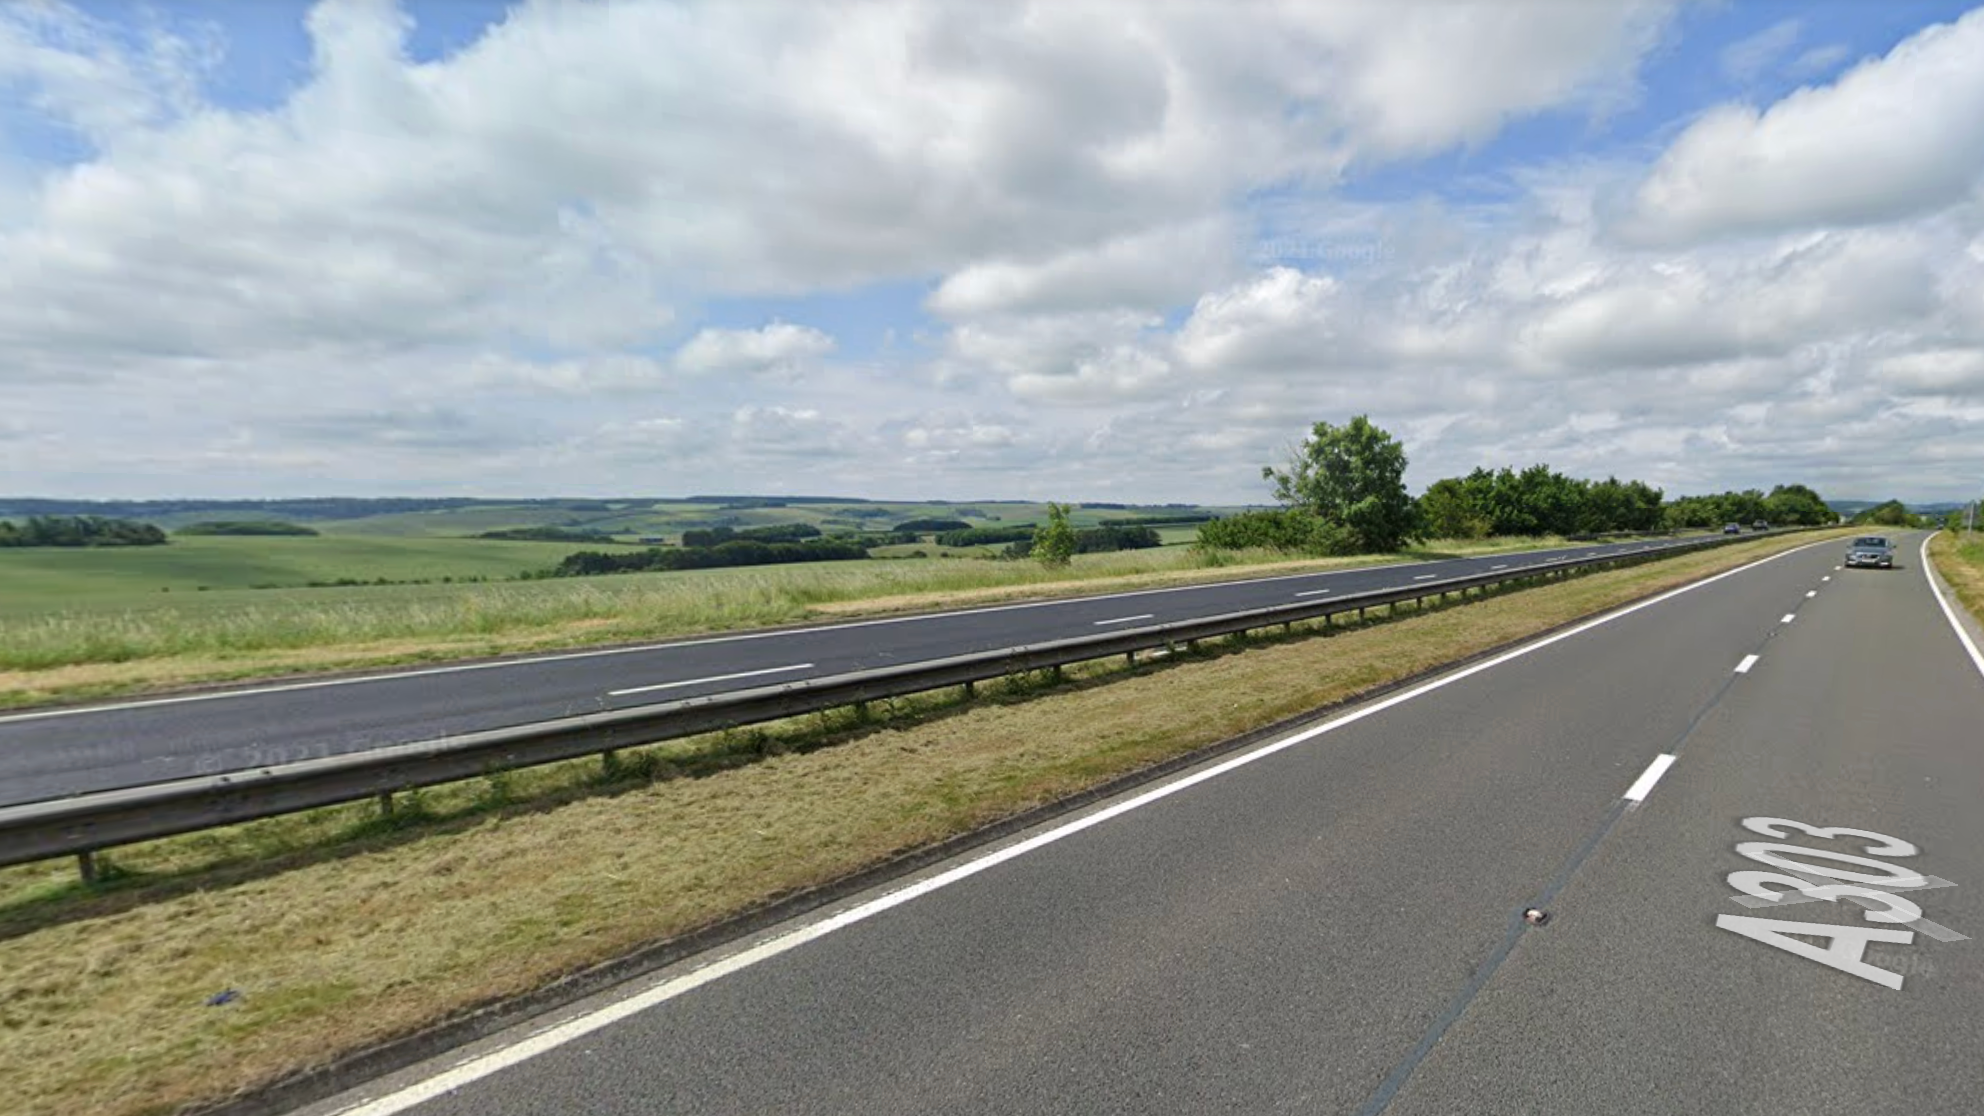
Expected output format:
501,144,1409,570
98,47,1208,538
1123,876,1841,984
1752,520,1769,531
1722,523,1741,534
1844,535,1894,569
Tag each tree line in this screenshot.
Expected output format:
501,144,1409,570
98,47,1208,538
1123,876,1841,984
550,537,870,576
178,520,321,536
0,515,169,547
1195,415,1841,557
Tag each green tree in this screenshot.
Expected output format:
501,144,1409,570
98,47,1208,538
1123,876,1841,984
1263,415,1419,553
1417,477,1490,539
1763,484,1835,526
1033,502,1077,567
1851,500,1919,528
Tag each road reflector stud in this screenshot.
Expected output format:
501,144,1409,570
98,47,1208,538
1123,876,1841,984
1523,908,1550,926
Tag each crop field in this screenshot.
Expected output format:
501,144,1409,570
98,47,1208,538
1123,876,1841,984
0,534,633,609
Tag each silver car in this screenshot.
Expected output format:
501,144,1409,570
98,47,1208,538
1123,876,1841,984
1844,535,1894,569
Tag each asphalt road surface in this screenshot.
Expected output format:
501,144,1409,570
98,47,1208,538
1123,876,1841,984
2,534,1726,805
298,530,1983,1116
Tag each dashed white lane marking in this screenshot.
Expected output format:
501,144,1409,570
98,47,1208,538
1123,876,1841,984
1623,754,1678,802
1412,574,1439,581
1822,575,1831,582
1735,654,1760,674
1491,564,1508,570
1781,614,1796,624
1805,590,1818,598
1093,614,1155,626
1295,589,1333,598
609,664,815,697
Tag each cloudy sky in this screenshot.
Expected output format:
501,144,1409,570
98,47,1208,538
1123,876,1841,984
4,0,1982,504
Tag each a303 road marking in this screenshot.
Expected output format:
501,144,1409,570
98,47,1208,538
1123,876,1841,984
1715,816,1968,990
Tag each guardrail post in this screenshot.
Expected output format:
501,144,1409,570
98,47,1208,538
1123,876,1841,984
377,791,395,818
77,850,98,884
963,680,975,699
1125,650,1136,669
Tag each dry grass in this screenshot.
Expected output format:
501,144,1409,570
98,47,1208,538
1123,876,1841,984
0,531,1837,1116
1928,530,1984,628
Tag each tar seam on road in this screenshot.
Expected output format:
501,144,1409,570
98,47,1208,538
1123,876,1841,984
315,538,1833,1116
1351,566,1805,1116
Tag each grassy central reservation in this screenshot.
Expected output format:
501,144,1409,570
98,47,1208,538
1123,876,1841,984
0,529,1863,1116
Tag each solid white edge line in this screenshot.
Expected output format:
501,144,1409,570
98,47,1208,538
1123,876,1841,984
1781,614,1796,624
1622,753,1678,802
1920,532,1984,681
1735,654,1760,674
1092,614,1155,627
0,548,1634,726
1412,574,1439,581
321,534,1836,1116
1294,589,1332,597
608,664,815,697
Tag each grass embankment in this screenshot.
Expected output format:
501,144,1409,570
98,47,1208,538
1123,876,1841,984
1928,529,1984,627
0,530,1838,1116
1,535,1559,709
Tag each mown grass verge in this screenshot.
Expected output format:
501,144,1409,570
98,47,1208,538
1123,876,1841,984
0,530,1839,1116
1,535,1566,709
1928,529,1984,629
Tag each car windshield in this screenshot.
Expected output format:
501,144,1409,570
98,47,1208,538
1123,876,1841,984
1854,538,1890,547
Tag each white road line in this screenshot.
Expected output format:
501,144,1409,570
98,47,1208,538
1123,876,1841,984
1781,614,1796,624
1295,589,1333,597
1412,574,1439,581
1735,654,1760,674
1921,533,1984,681
1622,754,1678,802
1822,575,1831,582
609,664,816,697
1835,566,1843,571
318,535,1840,1116
1093,614,1155,626
1491,564,1508,570
1805,590,1817,598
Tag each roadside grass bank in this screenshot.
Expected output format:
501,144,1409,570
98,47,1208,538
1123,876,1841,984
2,534,1569,709
0,530,1833,1116
1928,529,1984,627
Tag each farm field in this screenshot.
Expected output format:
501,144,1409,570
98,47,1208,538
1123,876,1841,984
0,534,632,610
